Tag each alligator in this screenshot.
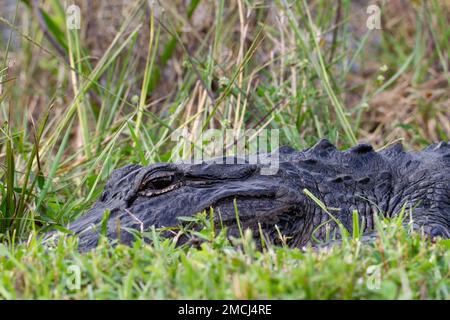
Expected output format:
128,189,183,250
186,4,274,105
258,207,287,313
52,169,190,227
66,140,450,251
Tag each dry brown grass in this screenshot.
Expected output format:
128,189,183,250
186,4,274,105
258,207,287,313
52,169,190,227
361,73,449,146
1,0,448,150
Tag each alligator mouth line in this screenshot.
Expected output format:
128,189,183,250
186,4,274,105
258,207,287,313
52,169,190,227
201,193,288,227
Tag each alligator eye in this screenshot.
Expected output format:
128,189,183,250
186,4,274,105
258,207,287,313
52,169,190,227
148,175,173,190
138,171,183,197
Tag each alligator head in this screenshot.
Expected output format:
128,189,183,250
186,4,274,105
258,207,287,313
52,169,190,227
67,139,450,251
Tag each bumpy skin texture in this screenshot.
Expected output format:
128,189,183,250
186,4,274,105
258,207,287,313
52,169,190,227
68,140,450,251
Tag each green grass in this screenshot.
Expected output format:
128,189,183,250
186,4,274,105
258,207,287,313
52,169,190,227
0,0,449,299
0,216,449,299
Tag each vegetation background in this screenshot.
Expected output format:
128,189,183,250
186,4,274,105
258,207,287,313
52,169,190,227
0,0,448,299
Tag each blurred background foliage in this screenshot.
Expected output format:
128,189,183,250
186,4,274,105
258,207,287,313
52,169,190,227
0,0,448,239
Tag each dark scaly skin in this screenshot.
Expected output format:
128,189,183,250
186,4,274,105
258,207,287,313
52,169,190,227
66,139,450,251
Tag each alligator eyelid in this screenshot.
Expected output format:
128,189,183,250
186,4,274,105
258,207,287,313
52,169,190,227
138,170,178,190
142,170,175,182
138,181,184,197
